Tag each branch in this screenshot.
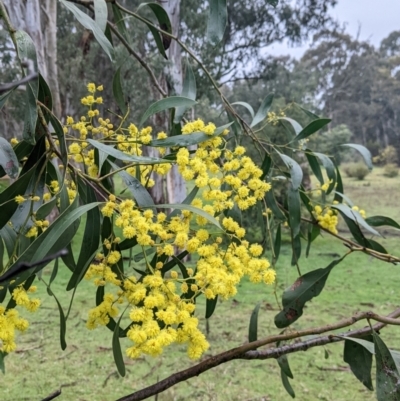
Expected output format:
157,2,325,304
41,389,62,401
116,309,400,401
0,72,38,95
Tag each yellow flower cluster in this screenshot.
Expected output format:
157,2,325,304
352,205,366,219
176,120,271,212
0,285,40,353
313,205,338,234
0,307,29,353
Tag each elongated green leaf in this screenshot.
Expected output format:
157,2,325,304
279,117,302,135
280,369,295,398
279,154,303,190
67,177,101,290
260,153,272,180
23,84,38,144
87,139,169,164
277,355,294,379
205,295,218,319
94,0,108,32
47,287,67,350
341,143,373,170
207,0,227,46
251,93,274,128
161,251,188,276
313,152,336,194
140,96,197,126
295,118,331,141
248,302,261,342
37,74,53,123
287,186,301,237
0,89,15,110
0,352,6,374
267,0,279,6
145,204,222,229
60,0,114,60
113,312,126,376
111,4,129,41
333,166,344,203
305,150,324,185
4,201,101,287
344,335,374,391
113,165,155,208
0,137,19,179
265,187,286,221
168,186,199,219
274,224,281,262
36,197,57,220
332,203,381,237
137,2,172,58
232,101,255,120
373,331,400,400
365,216,400,230
274,258,343,328
0,225,16,258
174,60,197,123
150,123,232,148
112,67,127,115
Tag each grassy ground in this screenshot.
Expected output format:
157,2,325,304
1,167,400,401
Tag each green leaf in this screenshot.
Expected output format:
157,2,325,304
0,352,6,374
279,117,302,135
87,139,169,164
137,2,172,58
37,74,53,122
150,123,231,148
36,197,57,220
341,143,373,170
265,187,286,221
207,0,227,46
112,67,127,115
280,369,295,398
0,89,15,110
344,335,374,391
333,166,344,203
279,154,303,190
59,0,114,60
205,295,218,319
232,101,255,120
140,96,197,126
313,152,336,194
274,224,281,262
260,153,272,180
94,0,108,32
4,201,101,287
174,59,197,123
67,177,101,290
250,93,274,128
295,118,331,141
365,216,400,230
274,258,343,328
23,84,38,144
373,331,400,400
277,355,294,379
267,0,279,6
332,203,381,237
168,186,199,219
287,186,301,238
111,4,129,41
47,287,67,350
113,312,126,377
146,204,222,229
248,302,261,342
113,165,155,208
0,137,19,179
305,150,324,185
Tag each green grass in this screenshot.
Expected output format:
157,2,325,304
1,167,400,400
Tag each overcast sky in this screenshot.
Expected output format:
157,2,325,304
268,0,400,58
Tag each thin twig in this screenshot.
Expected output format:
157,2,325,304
41,389,62,401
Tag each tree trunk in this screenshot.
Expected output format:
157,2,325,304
164,0,186,205
4,0,62,117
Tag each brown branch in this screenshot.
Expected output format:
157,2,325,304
41,389,62,401
116,309,400,401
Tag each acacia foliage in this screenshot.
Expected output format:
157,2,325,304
0,1,400,400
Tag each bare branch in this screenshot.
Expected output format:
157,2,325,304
116,309,400,401
41,389,62,401
0,72,38,95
